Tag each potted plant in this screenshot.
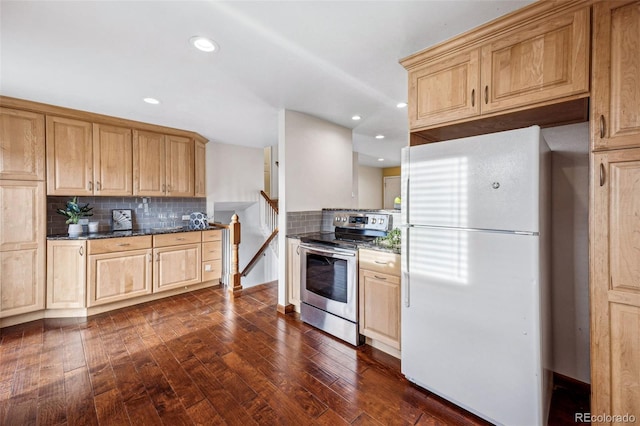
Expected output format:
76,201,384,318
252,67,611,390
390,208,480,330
56,196,93,235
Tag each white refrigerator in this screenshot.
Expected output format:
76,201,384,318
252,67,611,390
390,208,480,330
401,126,552,426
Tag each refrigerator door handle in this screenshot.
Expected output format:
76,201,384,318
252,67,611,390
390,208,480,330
405,178,410,225
403,228,410,307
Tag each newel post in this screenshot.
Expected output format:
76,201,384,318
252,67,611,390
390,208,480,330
229,214,243,297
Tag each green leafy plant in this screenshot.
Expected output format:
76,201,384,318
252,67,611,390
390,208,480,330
56,196,93,224
375,227,401,248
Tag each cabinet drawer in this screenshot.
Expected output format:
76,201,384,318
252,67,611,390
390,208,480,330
202,260,222,282
359,249,400,276
202,241,222,261
153,231,201,248
202,229,222,242
88,235,152,254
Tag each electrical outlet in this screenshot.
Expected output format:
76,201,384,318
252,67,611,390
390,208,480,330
182,215,190,221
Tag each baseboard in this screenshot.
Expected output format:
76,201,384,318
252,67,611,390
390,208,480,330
277,304,295,314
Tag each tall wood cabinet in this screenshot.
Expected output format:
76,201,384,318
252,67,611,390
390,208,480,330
590,1,640,422
0,107,46,319
195,140,206,197
591,1,640,151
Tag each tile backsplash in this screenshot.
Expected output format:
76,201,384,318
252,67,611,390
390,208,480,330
47,196,206,235
286,211,322,235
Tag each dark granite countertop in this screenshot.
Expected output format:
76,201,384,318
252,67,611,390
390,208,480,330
47,225,223,241
286,233,400,255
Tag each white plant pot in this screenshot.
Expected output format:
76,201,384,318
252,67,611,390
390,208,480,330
68,223,83,235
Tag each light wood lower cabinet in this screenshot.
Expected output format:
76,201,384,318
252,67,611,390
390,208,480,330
287,238,301,309
88,236,153,307
202,230,222,282
153,243,201,293
358,249,401,350
46,240,86,309
590,147,640,421
1,248,44,317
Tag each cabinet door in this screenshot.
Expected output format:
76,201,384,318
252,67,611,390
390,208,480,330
133,130,166,196
153,243,201,292
359,269,400,349
286,238,301,307
480,7,589,114
46,116,93,195
0,108,45,181
93,124,132,196
166,135,194,197
591,148,640,421
592,1,640,150
408,48,480,129
0,181,45,318
47,240,86,309
88,249,153,307
0,249,44,317
194,140,206,197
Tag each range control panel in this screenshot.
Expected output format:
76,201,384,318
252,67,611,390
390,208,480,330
333,212,392,231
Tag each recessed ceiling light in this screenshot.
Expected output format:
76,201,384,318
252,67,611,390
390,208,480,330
190,36,218,52
375,135,385,139
352,115,361,121
378,158,385,162
143,97,160,105
397,102,408,108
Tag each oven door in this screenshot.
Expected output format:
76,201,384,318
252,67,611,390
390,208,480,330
300,243,358,322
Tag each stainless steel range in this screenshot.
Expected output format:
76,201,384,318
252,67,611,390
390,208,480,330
299,211,392,346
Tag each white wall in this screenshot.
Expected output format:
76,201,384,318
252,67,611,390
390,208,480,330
205,141,263,218
205,142,277,288
542,123,590,383
283,110,353,212
277,110,354,307
358,165,383,209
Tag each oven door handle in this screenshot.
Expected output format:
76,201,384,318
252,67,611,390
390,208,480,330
299,244,357,257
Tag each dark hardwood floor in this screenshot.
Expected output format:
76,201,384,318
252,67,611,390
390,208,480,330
0,282,587,425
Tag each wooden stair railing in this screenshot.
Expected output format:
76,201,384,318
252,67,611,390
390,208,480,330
260,190,278,214
241,228,278,277
228,214,242,297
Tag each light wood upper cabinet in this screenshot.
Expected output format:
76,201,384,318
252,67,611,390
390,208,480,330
92,124,132,196
402,3,590,133
590,147,640,422
0,108,45,181
166,135,194,197
0,180,45,318
195,140,206,197
481,7,589,114
133,131,195,197
592,1,640,150
46,116,93,195
408,48,480,129
46,240,86,309
133,130,166,196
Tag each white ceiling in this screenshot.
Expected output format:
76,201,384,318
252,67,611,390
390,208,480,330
0,0,532,167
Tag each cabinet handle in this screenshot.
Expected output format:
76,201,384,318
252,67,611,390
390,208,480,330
484,85,488,104
88,181,93,191
599,115,606,139
162,184,166,193
374,260,388,265
116,243,130,247
79,246,84,256
148,253,152,262
471,89,475,107
155,253,160,262
599,163,605,187
374,275,387,280
96,181,101,191
167,184,171,193
176,237,186,241
296,246,300,255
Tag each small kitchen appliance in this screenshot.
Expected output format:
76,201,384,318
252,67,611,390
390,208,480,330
299,211,392,346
